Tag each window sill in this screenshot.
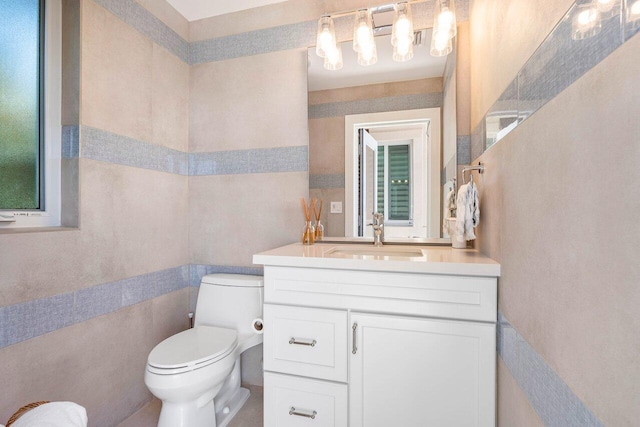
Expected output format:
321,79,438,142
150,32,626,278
0,225,79,235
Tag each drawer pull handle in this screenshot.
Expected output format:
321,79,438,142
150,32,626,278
289,337,317,347
352,322,358,354
289,406,317,419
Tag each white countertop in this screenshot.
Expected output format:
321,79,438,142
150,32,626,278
253,243,500,277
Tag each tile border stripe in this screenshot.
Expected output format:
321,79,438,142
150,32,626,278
473,0,639,159
309,93,442,119
0,266,189,348
93,0,189,63
497,312,604,426
81,126,189,175
92,0,469,65
79,126,308,176
0,264,267,349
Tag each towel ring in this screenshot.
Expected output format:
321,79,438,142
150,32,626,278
461,162,484,184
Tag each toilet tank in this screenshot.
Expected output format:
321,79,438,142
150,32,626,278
194,274,263,336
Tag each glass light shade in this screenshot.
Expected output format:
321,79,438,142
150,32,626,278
316,16,336,58
596,0,621,18
571,2,602,40
392,2,414,47
353,9,375,54
358,42,378,66
393,38,414,62
324,43,343,70
432,0,457,40
430,29,453,56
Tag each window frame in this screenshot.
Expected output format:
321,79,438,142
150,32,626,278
1,0,62,229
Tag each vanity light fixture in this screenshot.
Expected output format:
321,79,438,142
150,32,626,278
571,1,602,40
315,0,458,70
430,0,457,57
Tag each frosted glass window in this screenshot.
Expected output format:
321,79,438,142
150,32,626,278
0,0,43,209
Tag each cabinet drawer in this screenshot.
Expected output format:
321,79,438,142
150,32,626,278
264,372,348,427
265,266,497,322
264,304,347,382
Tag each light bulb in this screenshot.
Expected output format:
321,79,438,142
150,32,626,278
356,23,372,51
571,3,601,40
316,16,336,58
392,3,414,47
578,8,598,25
438,8,454,33
631,0,640,16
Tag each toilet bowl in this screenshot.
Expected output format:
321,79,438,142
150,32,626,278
144,274,263,427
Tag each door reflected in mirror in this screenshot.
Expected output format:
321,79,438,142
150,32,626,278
346,109,441,239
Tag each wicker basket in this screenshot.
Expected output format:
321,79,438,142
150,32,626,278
6,401,50,427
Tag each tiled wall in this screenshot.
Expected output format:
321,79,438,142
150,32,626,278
471,0,640,158
470,0,640,425
0,0,190,424
0,0,479,424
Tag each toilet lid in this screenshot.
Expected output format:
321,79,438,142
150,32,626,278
147,326,237,370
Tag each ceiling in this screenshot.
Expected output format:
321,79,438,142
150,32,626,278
166,0,288,21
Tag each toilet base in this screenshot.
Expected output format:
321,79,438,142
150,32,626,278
215,387,250,427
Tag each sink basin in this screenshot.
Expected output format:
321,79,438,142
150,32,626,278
324,245,425,259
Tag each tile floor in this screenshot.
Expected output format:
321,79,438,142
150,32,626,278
118,385,263,427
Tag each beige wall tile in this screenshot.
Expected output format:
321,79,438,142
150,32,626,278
309,188,345,238
497,358,543,427
81,0,153,143
0,291,187,426
476,31,640,426
189,49,308,153
80,160,189,280
455,22,471,136
151,44,190,151
0,160,188,307
309,117,345,175
308,78,443,105
469,0,574,128
189,172,308,266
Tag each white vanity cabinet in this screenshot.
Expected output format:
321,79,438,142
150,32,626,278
255,244,500,427
349,313,496,427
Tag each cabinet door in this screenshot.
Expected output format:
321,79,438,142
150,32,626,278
349,313,495,427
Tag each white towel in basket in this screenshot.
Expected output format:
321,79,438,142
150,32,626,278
11,402,87,427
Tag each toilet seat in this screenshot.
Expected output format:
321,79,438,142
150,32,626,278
147,326,237,375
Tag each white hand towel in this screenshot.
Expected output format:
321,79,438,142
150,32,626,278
455,182,480,242
455,183,468,239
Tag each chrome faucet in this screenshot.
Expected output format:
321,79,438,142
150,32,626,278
370,212,385,247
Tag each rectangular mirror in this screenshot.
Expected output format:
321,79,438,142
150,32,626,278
308,28,457,242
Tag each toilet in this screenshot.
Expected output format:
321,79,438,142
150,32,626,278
144,274,263,427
